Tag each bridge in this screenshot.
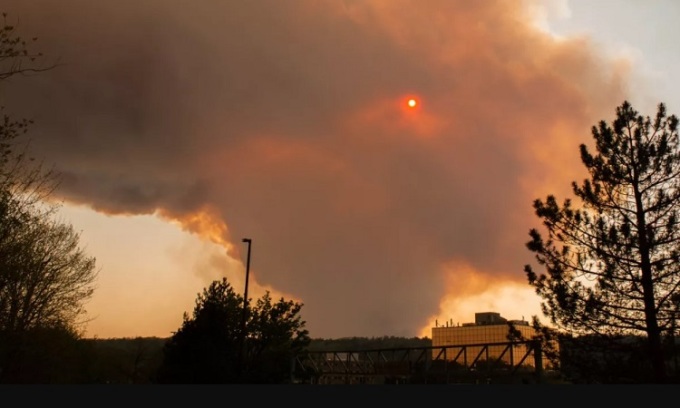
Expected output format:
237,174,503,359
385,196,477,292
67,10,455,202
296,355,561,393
292,340,546,384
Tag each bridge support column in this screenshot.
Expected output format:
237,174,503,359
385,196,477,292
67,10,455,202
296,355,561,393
533,340,543,384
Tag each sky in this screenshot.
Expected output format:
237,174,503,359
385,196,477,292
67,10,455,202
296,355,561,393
1,0,678,339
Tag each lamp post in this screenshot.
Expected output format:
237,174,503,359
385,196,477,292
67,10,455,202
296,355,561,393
241,238,252,336
238,238,252,380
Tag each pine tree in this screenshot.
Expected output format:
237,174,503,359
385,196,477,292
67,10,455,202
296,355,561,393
525,101,680,383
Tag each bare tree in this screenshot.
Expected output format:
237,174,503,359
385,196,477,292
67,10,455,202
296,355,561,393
0,11,96,335
1,12,56,81
0,207,97,332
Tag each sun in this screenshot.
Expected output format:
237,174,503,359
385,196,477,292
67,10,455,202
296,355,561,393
398,95,422,114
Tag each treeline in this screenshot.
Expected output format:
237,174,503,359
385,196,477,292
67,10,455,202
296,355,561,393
0,335,430,384
11,333,674,384
308,336,431,352
0,331,165,383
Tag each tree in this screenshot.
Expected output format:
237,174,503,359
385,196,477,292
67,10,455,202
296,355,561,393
157,277,310,383
0,210,98,332
1,12,56,213
1,11,55,80
524,100,680,383
0,11,96,334
244,291,310,383
0,12,98,382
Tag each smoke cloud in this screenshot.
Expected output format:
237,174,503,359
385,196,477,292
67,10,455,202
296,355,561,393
1,0,629,337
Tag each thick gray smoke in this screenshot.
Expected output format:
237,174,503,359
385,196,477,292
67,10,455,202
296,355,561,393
1,0,628,337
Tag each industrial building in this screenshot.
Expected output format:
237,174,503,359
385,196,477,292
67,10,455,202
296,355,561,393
431,312,539,368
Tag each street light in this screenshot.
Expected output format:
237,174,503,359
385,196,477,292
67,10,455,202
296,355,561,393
238,238,252,380
241,238,252,334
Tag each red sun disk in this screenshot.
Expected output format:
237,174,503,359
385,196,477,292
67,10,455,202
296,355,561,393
400,95,422,113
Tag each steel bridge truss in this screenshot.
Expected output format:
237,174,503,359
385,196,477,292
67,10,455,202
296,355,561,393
292,340,543,384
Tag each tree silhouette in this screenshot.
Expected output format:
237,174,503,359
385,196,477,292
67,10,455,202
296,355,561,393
0,210,97,332
244,291,310,383
0,12,97,383
157,277,310,383
0,11,96,334
525,101,680,383
1,12,56,80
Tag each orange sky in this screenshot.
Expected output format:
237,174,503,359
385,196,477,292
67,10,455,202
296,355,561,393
1,0,676,339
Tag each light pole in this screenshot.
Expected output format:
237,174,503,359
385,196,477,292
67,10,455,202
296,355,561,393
238,238,252,380
241,238,252,335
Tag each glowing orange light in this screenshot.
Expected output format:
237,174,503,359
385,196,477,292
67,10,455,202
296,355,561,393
398,94,423,115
